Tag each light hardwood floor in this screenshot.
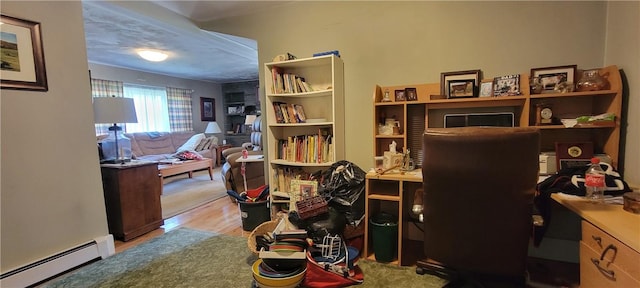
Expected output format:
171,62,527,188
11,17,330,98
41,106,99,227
114,196,249,253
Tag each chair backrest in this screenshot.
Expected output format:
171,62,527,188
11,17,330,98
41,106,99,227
250,115,262,150
421,127,539,278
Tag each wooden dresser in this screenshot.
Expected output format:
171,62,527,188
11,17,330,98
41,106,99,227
100,161,163,241
552,194,640,287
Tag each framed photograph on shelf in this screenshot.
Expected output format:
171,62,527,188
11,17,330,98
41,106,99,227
447,79,476,98
440,69,481,98
531,65,577,93
394,89,406,101
405,87,417,101
492,74,521,96
289,179,318,202
200,97,215,121
0,15,48,91
479,82,493,97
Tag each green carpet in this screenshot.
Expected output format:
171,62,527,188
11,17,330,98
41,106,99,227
44,228,445,288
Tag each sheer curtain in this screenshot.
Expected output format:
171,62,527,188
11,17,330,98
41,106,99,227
123,84,171,133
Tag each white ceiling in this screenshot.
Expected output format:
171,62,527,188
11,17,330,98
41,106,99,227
82,1,286,83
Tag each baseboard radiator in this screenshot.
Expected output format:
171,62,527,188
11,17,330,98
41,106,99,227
0,234,114,287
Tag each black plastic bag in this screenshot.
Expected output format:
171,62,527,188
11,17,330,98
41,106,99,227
318,160,366,225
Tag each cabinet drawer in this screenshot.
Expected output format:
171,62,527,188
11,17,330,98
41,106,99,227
580,242,640,287
582,221,640,277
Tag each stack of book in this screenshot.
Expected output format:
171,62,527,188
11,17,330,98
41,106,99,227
272,101,307,123
270,67,314,94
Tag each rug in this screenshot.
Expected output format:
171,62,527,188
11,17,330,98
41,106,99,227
161,168,228,219
44,228,446,288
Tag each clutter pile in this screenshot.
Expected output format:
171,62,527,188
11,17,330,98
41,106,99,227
248,160,367,287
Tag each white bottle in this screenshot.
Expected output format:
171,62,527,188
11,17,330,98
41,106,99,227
585,157,605,203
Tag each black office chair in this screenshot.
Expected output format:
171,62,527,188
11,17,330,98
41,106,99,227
416,127,540,288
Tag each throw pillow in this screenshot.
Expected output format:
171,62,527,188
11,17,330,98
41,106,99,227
195,137,211,151
177,133,205,152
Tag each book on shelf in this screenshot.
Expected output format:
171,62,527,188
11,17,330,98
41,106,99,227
271,101,307,124
270,67,314,94
274,129,332,164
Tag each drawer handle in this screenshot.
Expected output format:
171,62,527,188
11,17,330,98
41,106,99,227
590,258,616,280
590,244,618,280
591,235,602,248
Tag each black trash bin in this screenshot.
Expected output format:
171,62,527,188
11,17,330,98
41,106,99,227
239,200,270,231
369,213,398,262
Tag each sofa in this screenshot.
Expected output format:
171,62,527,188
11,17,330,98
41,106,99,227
100,131,218,163
221,116,264,194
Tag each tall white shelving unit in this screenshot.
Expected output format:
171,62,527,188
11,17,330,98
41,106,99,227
264,55,344,216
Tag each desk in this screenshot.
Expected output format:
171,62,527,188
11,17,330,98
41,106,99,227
552,194,640,287
364,169,423,266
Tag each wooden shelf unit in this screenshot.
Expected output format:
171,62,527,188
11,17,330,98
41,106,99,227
368,65,623,267
373,65,622,168
264,55,344,216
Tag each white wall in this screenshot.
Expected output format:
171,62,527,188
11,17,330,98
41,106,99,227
88,63,224,134
1,1,109,272
203,1,638,185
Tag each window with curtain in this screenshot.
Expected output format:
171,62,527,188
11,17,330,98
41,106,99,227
123,84,171,133
166,87,194,132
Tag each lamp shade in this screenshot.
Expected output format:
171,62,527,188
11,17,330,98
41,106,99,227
205,122,222,134
93,97,138,124
244,115,257,125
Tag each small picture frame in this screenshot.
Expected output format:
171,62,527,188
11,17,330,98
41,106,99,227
394,89,406,101
531,65,577,93
405,87,417,101
440,69,481,98
492,74,521,96
447,79,476,98
0,15,48,91
479,82,493,97
289,179,318,203
200,97,215,121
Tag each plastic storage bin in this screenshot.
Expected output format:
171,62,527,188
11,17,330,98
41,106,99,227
239,200,270,231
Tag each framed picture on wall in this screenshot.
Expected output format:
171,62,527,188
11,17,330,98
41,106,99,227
0,14,48,91
200,97,215,121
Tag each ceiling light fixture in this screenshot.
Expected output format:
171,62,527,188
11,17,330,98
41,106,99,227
137,49,168,62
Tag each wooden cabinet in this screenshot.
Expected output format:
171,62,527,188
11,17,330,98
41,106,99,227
552,194,640,287
364,171,424,266
373,65,623,169
264,55,344,216
100,162,163,241
580,221,640,287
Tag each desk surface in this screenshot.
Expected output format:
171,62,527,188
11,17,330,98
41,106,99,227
236,155,264,163
365,169,422,182
552,193,640,253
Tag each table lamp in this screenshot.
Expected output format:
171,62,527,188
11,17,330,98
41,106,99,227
205,121,222,135
244,115,257,132
93,96,138,164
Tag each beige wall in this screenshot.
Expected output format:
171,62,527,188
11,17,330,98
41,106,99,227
203,1,638,184
605,1,640,186
88,63,224,135
1,1,109,271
